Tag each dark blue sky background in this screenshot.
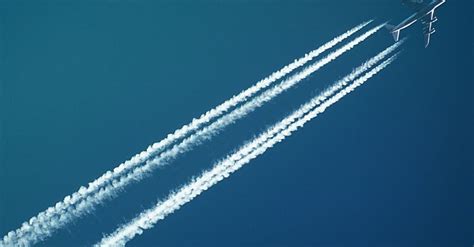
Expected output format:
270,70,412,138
1,1,473,246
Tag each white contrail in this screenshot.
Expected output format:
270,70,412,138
8,24,385,247
96,51,400,247
0,22,371,246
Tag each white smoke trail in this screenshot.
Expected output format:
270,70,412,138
0,22,371,247
96,51,400,247
5,24,385,247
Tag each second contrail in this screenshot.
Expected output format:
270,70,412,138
62,24,386,246
96,48,400,247
0,22,372,247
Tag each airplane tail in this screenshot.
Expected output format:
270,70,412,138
385,24,400,42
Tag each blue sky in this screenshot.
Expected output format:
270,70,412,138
1,1,472,246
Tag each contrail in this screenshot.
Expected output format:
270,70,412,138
5,23,385,247
0,22,371,246
96,51,400,247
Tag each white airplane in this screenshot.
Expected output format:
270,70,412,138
386,0,446,47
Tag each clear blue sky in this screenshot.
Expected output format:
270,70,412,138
1,1,472,246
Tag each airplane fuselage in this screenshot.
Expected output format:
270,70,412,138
393,0,445,32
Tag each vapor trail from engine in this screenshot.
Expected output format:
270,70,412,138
8,24,384,247
96,50,399,247
50,25,385,245
0,22,372,247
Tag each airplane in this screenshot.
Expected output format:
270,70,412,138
386,0,446,48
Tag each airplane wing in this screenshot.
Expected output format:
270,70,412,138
402,0,427,11
423,29,432,48
421,10,437,47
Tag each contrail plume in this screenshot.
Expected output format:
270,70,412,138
4,23,384,247
96,52,399,247
53,24,385,243
0,22,372,247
